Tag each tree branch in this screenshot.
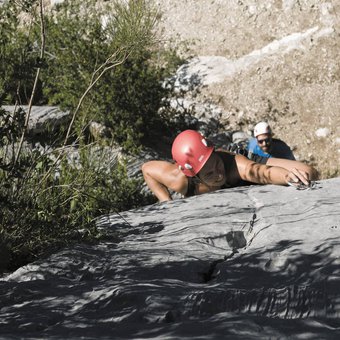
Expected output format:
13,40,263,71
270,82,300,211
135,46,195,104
13,0,45,168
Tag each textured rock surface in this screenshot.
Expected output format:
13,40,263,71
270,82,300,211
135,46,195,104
154,0,340,178
2,105,70,135
1,177,340,339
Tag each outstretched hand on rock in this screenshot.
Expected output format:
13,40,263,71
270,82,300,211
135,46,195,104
286,167,310,187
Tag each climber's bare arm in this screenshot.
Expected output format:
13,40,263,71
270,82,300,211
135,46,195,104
235,155,317,185
266,157,319,181
142,161,188,202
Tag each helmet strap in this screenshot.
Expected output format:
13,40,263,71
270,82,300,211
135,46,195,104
194,174,213,191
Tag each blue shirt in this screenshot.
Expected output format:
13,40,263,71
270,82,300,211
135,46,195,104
247,138,295,160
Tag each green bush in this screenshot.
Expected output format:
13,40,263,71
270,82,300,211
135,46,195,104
40,0,186,152
0,105,155,271
1,0,192,152
0,1,41,104
0,0,168,273
0,0,196,274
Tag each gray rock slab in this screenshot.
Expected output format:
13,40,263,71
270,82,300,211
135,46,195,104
2,105,70,135
1,178,340,339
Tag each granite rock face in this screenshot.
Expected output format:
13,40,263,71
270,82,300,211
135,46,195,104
1,177,340,339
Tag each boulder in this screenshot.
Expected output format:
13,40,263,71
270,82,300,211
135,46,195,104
1,106,70,136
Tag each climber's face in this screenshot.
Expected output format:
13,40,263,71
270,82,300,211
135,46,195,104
198,152,226,188
256,133,272,153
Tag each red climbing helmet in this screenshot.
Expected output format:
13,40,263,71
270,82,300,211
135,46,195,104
171,130,214,177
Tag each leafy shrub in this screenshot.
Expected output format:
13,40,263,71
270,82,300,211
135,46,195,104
0,1,41,104
0,0,196,274
0,103,155,271
39,0,186,152
0,0,166,273
1,0,192,153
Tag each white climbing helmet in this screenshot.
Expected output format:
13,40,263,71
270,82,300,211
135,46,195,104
254,122,271,137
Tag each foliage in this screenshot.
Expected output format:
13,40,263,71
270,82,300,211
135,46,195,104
38,0,188,152
0,163,153,271
0,1,41,104
0,103,155,271
0,0,191,153
0,0,169,273
0,106,25,150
